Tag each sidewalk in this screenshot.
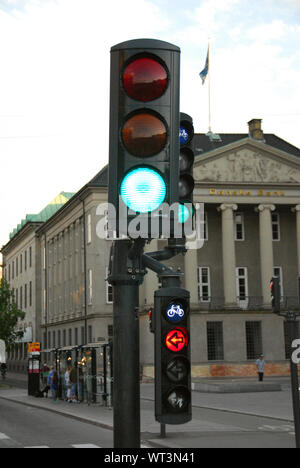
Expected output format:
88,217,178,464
0,374,295,431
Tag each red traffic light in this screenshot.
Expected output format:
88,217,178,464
123,57,168,102
165,328,188,352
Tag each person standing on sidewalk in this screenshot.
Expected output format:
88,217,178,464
69,363,78,403
256,354,265,382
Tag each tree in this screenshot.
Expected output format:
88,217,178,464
0,278,25,346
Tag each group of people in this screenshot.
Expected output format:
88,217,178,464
41,362,83,403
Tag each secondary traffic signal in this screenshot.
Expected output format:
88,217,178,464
108,39,181,238
154,287,191,425
270,276,280,313
178,113,195,228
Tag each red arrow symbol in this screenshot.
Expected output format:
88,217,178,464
165,330,186,351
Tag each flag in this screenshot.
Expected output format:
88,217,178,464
199,46,209,85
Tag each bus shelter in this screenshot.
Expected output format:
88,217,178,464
79,342,113,406
40,343,112,405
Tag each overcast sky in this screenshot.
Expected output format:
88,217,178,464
0,0,300,252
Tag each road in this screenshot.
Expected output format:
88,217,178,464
0,374,297,449
0,396,296,449
0,399,113,448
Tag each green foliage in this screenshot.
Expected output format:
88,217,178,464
0,278,25,346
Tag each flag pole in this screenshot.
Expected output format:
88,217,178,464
208,41,211,133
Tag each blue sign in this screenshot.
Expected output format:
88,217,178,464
166,302,185,323
179,126,189,145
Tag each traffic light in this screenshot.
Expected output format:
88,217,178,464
270,276,280,313
108,39,181,238
154,287,191,425
148,307,154,334
178,113,195,229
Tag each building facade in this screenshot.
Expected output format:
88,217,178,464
2,119,300,376
1,193,74,371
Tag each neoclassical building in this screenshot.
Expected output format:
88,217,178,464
2,118,300,376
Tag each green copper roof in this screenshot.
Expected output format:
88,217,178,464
9,192,74,240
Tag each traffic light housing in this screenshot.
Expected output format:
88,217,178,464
108,39,181,238
154,287,191,425
178,113,195,229
270,276,280,313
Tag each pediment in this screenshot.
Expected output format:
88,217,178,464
194,141,300,184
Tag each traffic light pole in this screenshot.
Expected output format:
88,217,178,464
277,310,300,449
286,311,300,449
108,238,187,447
108,239,145,449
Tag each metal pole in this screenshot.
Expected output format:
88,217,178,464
110,240,141,448
287,312,300,449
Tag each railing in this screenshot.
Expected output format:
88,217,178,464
198,296,300,311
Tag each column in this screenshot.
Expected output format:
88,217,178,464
218,204,238,306
292,205,300,276
258,204,275,306
184,248,199,305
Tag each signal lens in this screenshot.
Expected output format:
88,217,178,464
179,174,195,199
123,57,168,102
122,113,167,157
165,328,188,352
179,121,194,146
179,126,190,145
166,386,190,412
179,148,194,172
166,357,190,383
178,203,191,224
120,167,166,213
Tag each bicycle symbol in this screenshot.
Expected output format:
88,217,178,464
167,304,185,320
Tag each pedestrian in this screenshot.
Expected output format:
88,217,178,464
48,366,58,401
64,366,72,402
69,363,78,403
256,354,265,382
41,363,50,386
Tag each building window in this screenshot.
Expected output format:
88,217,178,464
20,286,23,309
88,325,92,343
273,266,283,299
88,269,93,305
235,213,244,241
236,267,248,307
207,322,224,361
106,267,113,304
63,329,66,347
29,282,32,307
29,246,32,268
87,213,92,244
43,247,46,270
68,329,72,346
81,326,85,345
203,212,208,241
245,321,263,360
272,213,280,241
198,267,211,302
24,284,27,309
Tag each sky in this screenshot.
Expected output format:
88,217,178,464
0,0,300,253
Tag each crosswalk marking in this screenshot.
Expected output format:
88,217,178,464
72,444,101,448
0,433,10,440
